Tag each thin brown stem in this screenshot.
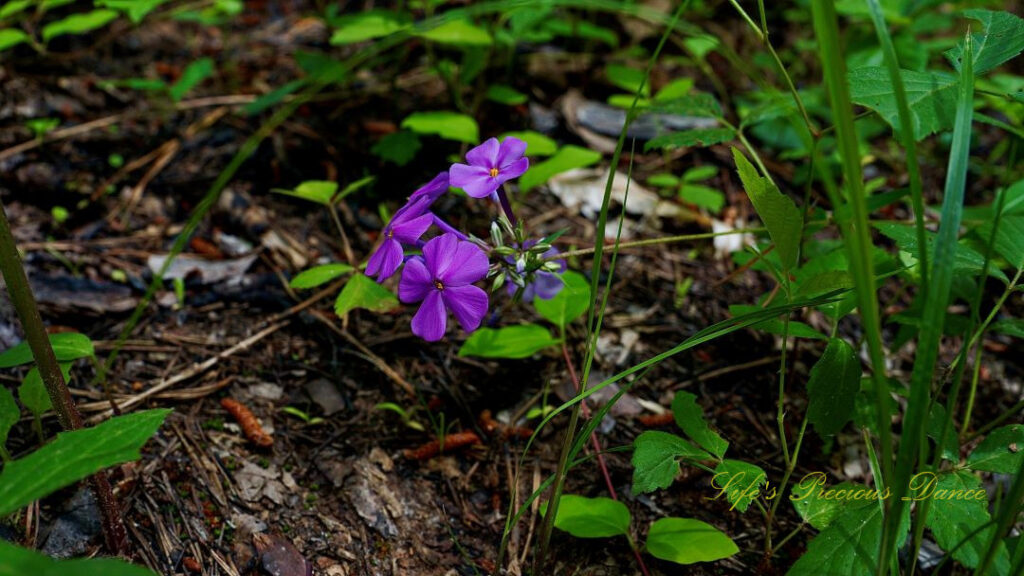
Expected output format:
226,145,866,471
545,228,766,262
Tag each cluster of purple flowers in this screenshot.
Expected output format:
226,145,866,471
365,136,566,342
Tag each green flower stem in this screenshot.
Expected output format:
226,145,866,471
542,228,766,262
0,197,126,553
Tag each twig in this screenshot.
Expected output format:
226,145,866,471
308,309,417,397
545,228,765,262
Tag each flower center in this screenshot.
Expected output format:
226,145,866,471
434,280,445,291
489,167,500,178
386,228,394,239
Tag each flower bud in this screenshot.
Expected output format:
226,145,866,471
490,221,503,247
528,243,552,255
492,246,516,257
542,261,563,272
490,272,506,292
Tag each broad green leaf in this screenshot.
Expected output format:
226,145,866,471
966,424,1023,474
795,271,854,298
0,28,29,52
519,145,602,192
0,387,18,455
330,10,408,44
790,476,866,531
654,78,695,101
806,338,861,437
650,93,722,117
543,18,617,47
946,10,1024,76
0,540,156,576
168,57,214,102
989,318,1024,339
874,221,1006,281
96,0,169,24
0,333,94,368
418,19,491,47
18,364,71,418
0,409,171,516
334,274,398,317
0,1,32,19
711,460,766,512
631,431,711,494
272,180,338,205
401,111,479,144
371,130,421,166
679,184,725,212
671,392,728,458
290,263,354,289
644,127,734,151
732,148,801,271
486,84,527,106
849,67,958,140
458,324,559,359
534,271,590,329
499,131,557,156
605,64,649,96
682,166,717,183
925,470,1009,573
977,214,1024,269
42,9,119,42
645,518,738,564
542,495,630,538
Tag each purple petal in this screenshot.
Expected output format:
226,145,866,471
442,285,488,333
391,195,431,223
533,272,565,300
497,137,527,168
392,212,434,244
411,290,447,341
365,239,403,282
450,164,497,198
408,171,449,203
398,257,432,303
438,240,488,286
520,283,537,302
493,157,529,187
422,233,460,279
465,137,500,168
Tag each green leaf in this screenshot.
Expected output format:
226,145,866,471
42,9,119,42
18,364,72,418
605,64,649,96
925,470,1010,573
926,403,958,462
0,409,170,516
645,517,739,564
711,460,766,512
519,145,602,192
543,495,631,538
290,263,354,289
168,57,214,102
294,50,347,83
729,305,828,340
874,221,1005,280
977,214,1024,269
96,0,169,24
654,78,695,101
499,131,557,157
0,28,30,52
330,10,408,45
534,271,590,329
457,324,559,359
418,19,491,47
946,10,1024,76
631,431,711,494
671,392,728,458
0,540,156,576
644,127,734,151
849,67,959,140
0,386,18,455
989,318,1024,339
272,180,338,205
966,424,1023,474
244,79,305,116
650,93,722,117
683,166,718,182
371,130,421,166
789,476,865,531
334,274,398,317
679,184,725,212
806,338,861,437
732,147,802,271
0,0,32,19
486,84,527,106
401,111,479,144
0,333,94,368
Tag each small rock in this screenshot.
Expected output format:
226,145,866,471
304,379,345,416
41,488,101,559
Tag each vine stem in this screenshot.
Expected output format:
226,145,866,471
542,228,766,262
0,198,126,553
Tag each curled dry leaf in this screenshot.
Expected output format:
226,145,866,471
221,398,273,447
403,431,481,460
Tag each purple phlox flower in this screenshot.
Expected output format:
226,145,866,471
408,170,449,203
450,137,529,198
507,242,566,302
399,233,489,342
365,172,452,283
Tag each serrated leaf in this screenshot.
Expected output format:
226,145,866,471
330,10,408,44
534,271,590,329
0,28,30,52
168,57,213,102
874,221,1007,281
790,476,868,531
644,127,734,151
0,540,156,576
806,338,861,437
925,470,1010,573
0,333,94,368
631,431,711,494
711,460,766,512
0,409,171,516
732,148,801,271
542,495,631,538
401,111,479,144
519,145,602,192
966,424,1023,473
42,9,119,42
18,364,72,418
671,392,728,458
645,517,738,564
849,67,959,140
418,19,491,47
289,263,354,289
371,130,421,166
649,93,722,117
977,214,1024,269
457,324,559,359
0,387,18,455
334,274,398,317
272,180,338,205
946,10,1024,76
